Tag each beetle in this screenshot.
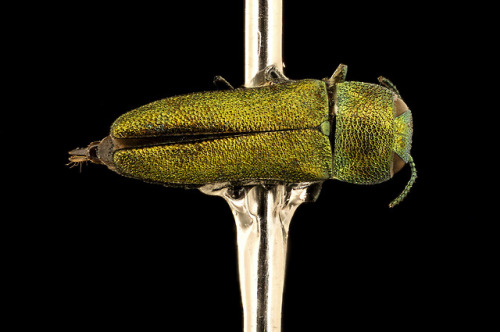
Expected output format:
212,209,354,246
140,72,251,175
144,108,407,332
68,64,416,207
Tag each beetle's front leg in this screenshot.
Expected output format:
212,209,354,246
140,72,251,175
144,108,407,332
327,63,348,85
324,64,348,111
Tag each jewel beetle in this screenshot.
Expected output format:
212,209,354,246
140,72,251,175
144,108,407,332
68,64,416,207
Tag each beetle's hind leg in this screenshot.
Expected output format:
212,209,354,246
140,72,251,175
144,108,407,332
264,65,291,84
213,75,235,90
378,76,401,98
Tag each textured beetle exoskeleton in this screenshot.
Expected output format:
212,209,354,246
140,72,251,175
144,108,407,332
332,81,413,184
68,64,416,207
330,69,415,207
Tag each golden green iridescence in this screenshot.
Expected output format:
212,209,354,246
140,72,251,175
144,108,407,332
332,82,395,184
110,80,332,185
111,79,329,138
114,130,332,185
393,110,413,163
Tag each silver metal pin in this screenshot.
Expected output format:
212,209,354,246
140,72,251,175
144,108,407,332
201,1,317,331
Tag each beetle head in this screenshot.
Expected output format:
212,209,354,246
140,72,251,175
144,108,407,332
331,80,415,207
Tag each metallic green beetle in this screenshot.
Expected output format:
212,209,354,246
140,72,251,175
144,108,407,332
68,64,416,207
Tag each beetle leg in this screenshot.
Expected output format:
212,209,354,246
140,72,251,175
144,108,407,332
303,182,324,203
378,76,401,98
264,65,290,84
327,63,348,85
213,75,235,90
324,64,348,115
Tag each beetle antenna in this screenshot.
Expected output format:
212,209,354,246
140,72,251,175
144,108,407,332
389,155,417,208
378,76,401,98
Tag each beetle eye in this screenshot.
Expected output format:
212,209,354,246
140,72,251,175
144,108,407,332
391,96,412,175
392,154,406,175
393,96,409,117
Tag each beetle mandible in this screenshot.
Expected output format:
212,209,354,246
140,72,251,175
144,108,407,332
68,64,416,207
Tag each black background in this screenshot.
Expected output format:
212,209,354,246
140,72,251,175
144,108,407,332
12,1,488,330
